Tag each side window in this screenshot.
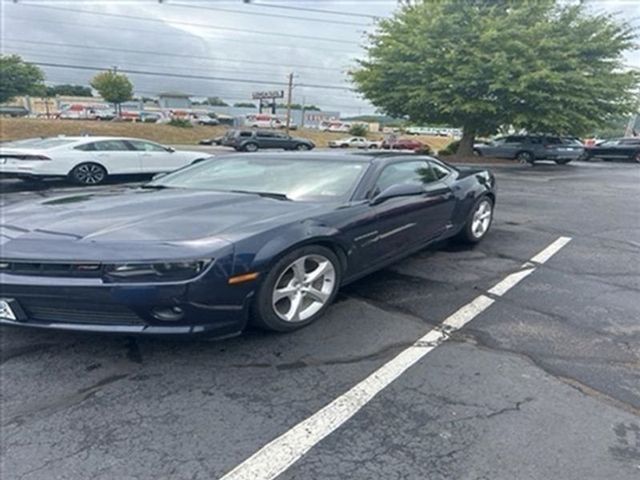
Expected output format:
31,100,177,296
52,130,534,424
620,139,640,145
91,140,131,151
505,136,525,143
528,137,544,144
128,140,166,152
544,137,562,145
238,132,253,138
256,131,275,138
74,143,95,151
429,161,452,179
375,161,434,193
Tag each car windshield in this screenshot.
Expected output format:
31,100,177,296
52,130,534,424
1,137,77,149
150,156,366,202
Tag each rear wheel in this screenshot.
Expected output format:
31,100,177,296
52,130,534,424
253,245,341,332
457,196,494,244
70,163,107,185
243,143,259,152
554,159,572,165
516,151,534,164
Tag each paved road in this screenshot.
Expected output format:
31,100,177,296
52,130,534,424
1,160,639,479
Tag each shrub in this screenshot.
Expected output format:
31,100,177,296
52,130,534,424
348,124,368,136
438,139,460,156
168,118,193,128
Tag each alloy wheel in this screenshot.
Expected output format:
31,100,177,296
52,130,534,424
272,254,336,323
74,164,106,185
471,199,493,239
517,152,533,164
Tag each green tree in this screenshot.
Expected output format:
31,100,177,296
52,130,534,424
352,0,639,155
234,102,257,108
206,96,228,106
45,84,93,97
0,55,45,103
90,70,133,116
349,124,369,136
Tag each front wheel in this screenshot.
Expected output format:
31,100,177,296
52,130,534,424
253,245,341,332
296,143,311,151
70,163,107,185
554,159,572,165
457,196,494,244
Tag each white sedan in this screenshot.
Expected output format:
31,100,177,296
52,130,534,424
327,137,381,149
0,136,210,185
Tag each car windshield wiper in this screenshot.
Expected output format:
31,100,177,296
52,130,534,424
230,190,290,201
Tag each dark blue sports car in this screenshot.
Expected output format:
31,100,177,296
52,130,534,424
0,152,496,337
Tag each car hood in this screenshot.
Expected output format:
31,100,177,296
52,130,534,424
0,188,331,261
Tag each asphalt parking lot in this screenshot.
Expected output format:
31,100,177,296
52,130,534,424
1,160,639,480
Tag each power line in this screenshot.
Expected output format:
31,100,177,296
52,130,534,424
250,2,382,20
167,2,371,27
6,16,362,55
4,38,350,74
17,4,362,45
30,61,356,92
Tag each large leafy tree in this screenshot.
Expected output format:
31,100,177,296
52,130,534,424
0,55,45,103
90,70,133,116
353,0,639,155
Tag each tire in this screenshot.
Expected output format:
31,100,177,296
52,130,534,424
253,245,341,332
340,144,349,148
633,152,640,164
456,196,494,244
515,151,534,164
473,149,482,156
554,159,572,165
243,143,259,152
70,162,107,185
296,143,311,151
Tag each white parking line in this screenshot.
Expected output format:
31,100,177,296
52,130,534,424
219,236,573,480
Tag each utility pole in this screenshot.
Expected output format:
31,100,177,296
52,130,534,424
300,95,306,130
285,72,294,134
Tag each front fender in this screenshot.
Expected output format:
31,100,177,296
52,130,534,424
230,221,349,276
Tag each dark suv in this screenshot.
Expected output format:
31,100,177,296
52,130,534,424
221,129,315,152
582,137,640,163
474,135,584,164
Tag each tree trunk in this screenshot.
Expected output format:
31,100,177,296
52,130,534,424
456,128,476,157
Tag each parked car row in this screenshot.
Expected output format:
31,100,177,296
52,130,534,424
0,136,208,185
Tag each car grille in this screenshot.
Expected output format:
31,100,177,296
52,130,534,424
20,298,144,325
0,261,103,278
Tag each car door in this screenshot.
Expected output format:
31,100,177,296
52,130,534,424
254,131,278,149
76,140,141,174
493,135,526,158
369,160,456,262
271,132,291,149
127,139,185,173
617,139,640,160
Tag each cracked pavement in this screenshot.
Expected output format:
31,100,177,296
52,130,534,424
1,160,639,479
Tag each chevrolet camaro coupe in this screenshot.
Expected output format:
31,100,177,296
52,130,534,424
0,152,496,337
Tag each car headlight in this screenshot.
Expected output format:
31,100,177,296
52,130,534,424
103,259,212,283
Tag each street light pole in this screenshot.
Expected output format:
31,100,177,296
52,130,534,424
285,72,293,134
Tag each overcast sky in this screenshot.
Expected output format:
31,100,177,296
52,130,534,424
2,0,639,116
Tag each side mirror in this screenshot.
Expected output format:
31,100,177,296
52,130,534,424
370,183,424,205
165,146,175,153
152,172,168,180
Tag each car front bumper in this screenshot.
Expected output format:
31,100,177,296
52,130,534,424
0,273,253,338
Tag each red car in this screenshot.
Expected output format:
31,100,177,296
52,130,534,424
382,138,425,151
